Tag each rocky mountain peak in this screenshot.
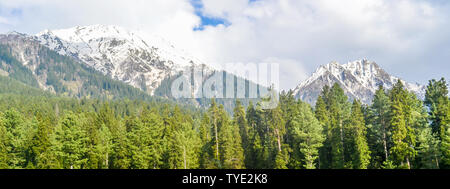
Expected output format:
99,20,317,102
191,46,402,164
34,25,210,95
293,59,425,105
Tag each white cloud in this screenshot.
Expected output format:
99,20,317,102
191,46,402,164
263,57,309,90
0,0,199,35
201,0,249,18
0,16,9,25
0,0,449,89
184,0,450,88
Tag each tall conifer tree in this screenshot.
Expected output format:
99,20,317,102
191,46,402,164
349,100,371,169
289,101,324,169
368,85,391,167
389,81,416,169
54,112,88,169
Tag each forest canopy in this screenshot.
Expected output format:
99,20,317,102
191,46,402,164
0,76,449,169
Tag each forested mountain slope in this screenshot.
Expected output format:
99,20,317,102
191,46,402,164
0,33,158,101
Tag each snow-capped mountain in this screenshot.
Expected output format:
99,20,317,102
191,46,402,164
35,25,210,94
7,25,425,105
0,31,154,99
292,59,425,105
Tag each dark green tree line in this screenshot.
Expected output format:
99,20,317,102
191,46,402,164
0,77,449,169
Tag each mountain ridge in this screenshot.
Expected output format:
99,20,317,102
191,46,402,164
0,32,155,101
292,59,425,105
2,26,427,107
0,27,268,113
35,25,213,95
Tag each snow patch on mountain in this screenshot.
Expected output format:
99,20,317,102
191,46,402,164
293,59,425,105
35,25,211,95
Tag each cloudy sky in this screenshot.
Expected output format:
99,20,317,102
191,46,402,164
0,0,449,90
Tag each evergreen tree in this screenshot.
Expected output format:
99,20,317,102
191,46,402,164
97,123,112,169
203,100,245,169
440,103,450,168
199,113,215,168
84,112,111,169
267,105,287,169
389,81,416,169
279,91,296,143
174,121,201,169
218,105,245,169
234,100,252,168
97,104,129,169
274,147,289,169
249,129,264,168
416,126,440,169
28,112,58,168
328,83,351,168
425,78,449,136
0,113,8,168
245,102,264,169
84,113,101,169
54,112,88,169
407,91,436,169
348,100,371,169
367,85,391,168
441,126,450,168
209,100,221,167
109,121,130,169
316,95,331,169
129,108,164,169
3,110,29,168
164,106,201,169
289,101,324,169
424,78,450,169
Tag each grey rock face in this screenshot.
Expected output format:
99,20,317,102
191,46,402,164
34,25,209,95
293,59,425,105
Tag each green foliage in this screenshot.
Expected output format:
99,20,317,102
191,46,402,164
2,110,33,169
315,85,372,169
424,78,450,169
28,112,59,168
218,115,245,169
0,45,39,87
315,95,331,169
212,101,245,169
274,148,289,169
416,126,440,169
441,125,450,168
54,112,89,169
244,102,264,169
367,86,391,168
128,110,164,169
317,84,352,169
288,101,324,169
440,103,450,168
348,100,371,169
0,43,157,101
163,106,201,169
425,78,449,135
1,73,450,170
234,100,252,168
0,113,8,168
389,81,417,169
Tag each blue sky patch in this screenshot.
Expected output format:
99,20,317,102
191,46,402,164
191,0,231,31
